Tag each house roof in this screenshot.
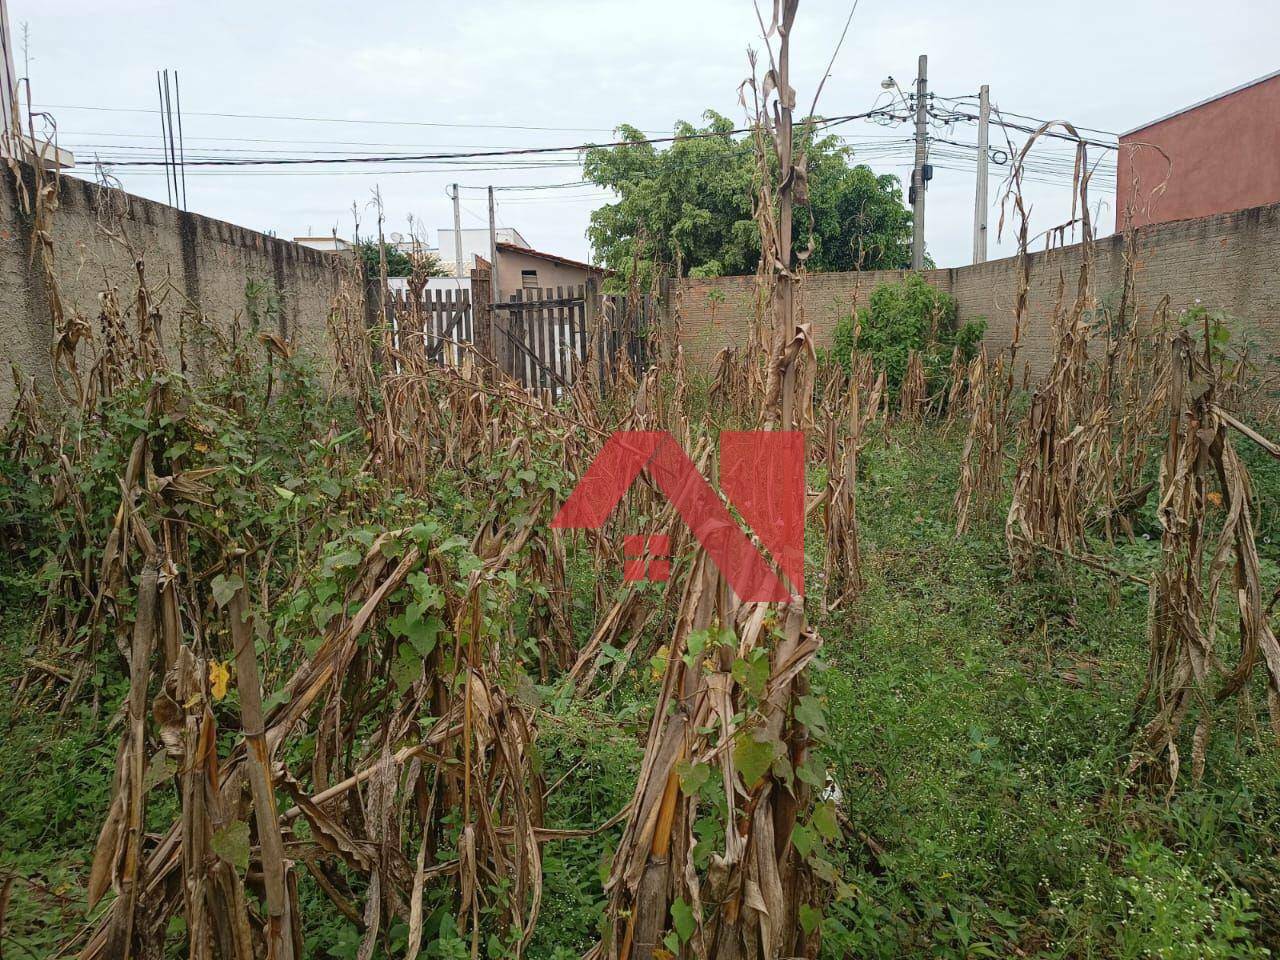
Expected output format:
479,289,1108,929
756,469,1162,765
1122,68,1280,138
496,241,609,275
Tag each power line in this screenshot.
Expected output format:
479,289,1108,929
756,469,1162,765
927,101,1119,151
61,130,571,150
36,101,669,135
933,94,1121,139
74,110,884,169
62,93,1118,201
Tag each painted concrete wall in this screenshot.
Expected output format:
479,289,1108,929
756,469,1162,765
0,163,340,414
495,247,601,298
677,200,1280,378
1117,72,1280,230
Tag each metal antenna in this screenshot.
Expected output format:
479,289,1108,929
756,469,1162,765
155,70,171,205
162,69,180,209
174,69,188,209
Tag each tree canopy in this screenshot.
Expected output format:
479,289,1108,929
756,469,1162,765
357,240,449,280
583,110,914,286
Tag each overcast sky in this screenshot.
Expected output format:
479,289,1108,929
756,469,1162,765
14,0,1277,269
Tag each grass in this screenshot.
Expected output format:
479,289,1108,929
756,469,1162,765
815,425,1280,959
2,414,1279,958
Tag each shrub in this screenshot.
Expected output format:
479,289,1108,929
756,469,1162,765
830,274,985,393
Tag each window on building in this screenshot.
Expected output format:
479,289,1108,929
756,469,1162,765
521,269,539,290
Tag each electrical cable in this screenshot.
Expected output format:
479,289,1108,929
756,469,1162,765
35,102,670,135
69,110,890,169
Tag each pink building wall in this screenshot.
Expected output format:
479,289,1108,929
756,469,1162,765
1117,71,1280,230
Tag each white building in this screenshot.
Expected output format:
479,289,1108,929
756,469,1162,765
292,236,352,253
436,227,530,278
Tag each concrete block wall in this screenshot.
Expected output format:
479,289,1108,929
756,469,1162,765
676,201,1280,377
0,163,341,413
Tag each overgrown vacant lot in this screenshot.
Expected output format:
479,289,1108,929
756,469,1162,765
3,335,1278,957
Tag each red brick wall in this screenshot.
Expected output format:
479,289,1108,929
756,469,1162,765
675,201,1280,379
1117,73,1280,230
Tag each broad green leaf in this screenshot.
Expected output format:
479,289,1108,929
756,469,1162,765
732,653,769,698
405,614,443,657
311,600,341,631
210,574,243,608
796,752,826,788
794,694,826,735
792,822,816,857
676,759,711,795
671,897,696,943
391,643,423,692
809,855,839,884
438,534,470,553
812,801,840,841
323,548,361,575
734,731,777,788
211,819,250,872
799,904,822,936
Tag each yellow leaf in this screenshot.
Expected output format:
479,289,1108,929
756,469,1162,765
209,661,231,701
651,645,669,681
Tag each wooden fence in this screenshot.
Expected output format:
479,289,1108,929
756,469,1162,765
495,282,654,397
384,285,473,366
377,277,655,397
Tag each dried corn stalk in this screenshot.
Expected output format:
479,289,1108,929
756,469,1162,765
709,346,754,419
824,366,885,606
954,348,1005,533
897,349,927,423
942,345,968,422
1128,330,1280,792
1004,133,1112,575
594,5,827,957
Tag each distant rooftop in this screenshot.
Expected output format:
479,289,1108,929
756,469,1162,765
496,241,606,274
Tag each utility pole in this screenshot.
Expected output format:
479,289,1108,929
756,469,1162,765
487,185,498,304
486,188,501,378
910,54,928,270
450,182,464,279
972,84,991,264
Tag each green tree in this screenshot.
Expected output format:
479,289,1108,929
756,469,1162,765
357,241,448,279
582,111,913,287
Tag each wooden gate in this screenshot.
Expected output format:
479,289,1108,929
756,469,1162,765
383,285,473,366
494,280,654,398
373,277,656,395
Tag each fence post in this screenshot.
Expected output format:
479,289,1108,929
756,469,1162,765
584,275,602,391
659,274,673,365
470,265,496,379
